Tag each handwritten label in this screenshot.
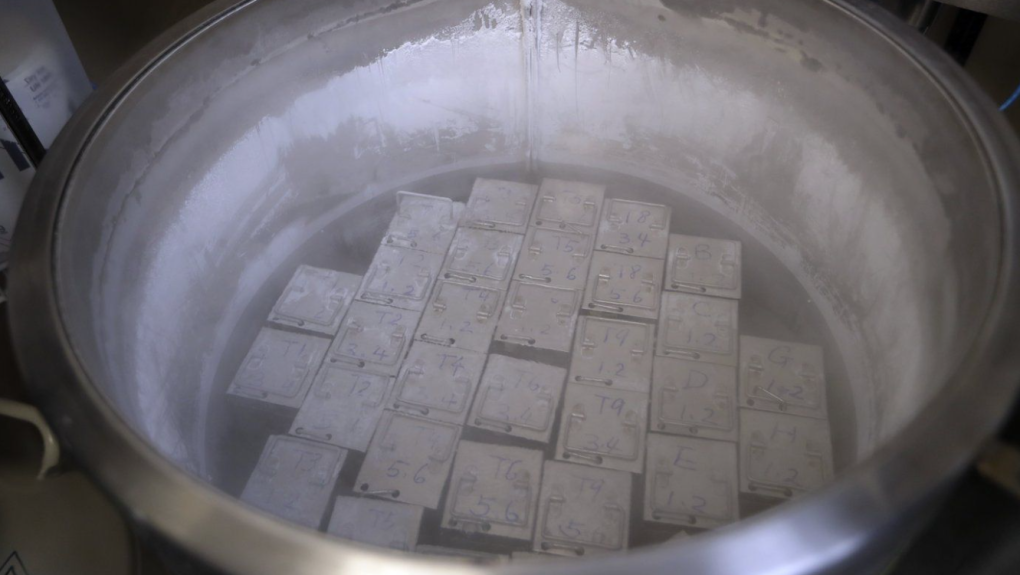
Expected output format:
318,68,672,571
667,234,741,297
532,179,605,229
652,357,737,441
482,371,547,426
415,281,501,352
570,317,652,392
229,328,329,407
327,496,424,551
740,336,826,418
586,252,663,319
658,292,738,363
444,441,543,540
464,179,537,232
241,436,346,528
394,343,485,424
355,411,461,509
496,281,581,353
290,367,391,451
328,302,420,375
444,228,524,285
645,434,737,528
597,199,670,259
514,227,592,290
537,461,631,554
270,265,360,334
558,386,648,473
361,246,443,310
385,192,460,254
470,356,566,442
740,410,833,498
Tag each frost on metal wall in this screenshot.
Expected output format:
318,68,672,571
529,0,771,177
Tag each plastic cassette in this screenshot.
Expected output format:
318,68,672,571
267,265,360,336
414,279,504,353
357,246,444,312
533,461,631,556
325,301,421,376
650,356,738,442
461,178,538,235
227,328,329,409
656,292,738,366
530,179,605,232
494,281,582,353
643,433,738,529
355,410,462,509
554,385,649,474
441,228,523,290
568,316,653,393
290,366,393,451
326,496,424,551
583,252,664,321
738,409,834,500
665,234,742,300
382,191,463,255
240,435,346,528
513,226,593,291
739,336,828,420
468,355,566,443
389,342,486,425
595,199,670,260
442,441,544,540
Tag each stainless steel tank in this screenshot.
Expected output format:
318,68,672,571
8,0,1020,573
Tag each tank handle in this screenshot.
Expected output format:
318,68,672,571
0,398,60,479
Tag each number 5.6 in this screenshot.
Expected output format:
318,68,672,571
386,460,408,477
